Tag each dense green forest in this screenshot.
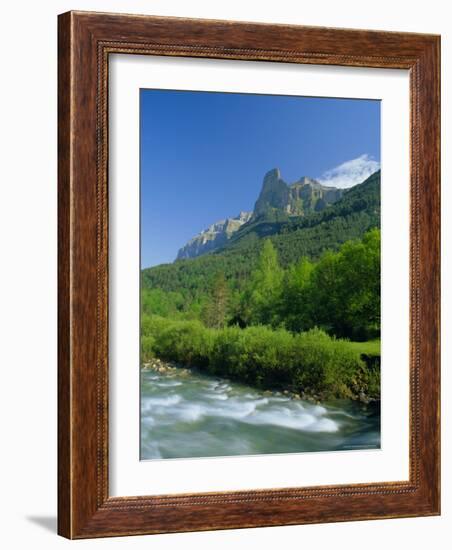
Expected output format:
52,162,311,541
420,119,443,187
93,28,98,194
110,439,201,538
141,226,381,399
142,228,380,339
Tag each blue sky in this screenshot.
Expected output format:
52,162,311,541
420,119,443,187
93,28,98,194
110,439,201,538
141,89,380,268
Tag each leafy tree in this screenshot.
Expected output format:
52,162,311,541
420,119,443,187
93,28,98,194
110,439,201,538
308,250,342,333
282,257,314,332
309,228,380,339
336,228,380,339
141,288,184,317
242,239,284,327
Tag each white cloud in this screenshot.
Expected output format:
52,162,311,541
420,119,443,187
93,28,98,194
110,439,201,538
318,154,380,189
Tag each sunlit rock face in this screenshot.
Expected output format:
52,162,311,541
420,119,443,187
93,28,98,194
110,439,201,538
252,168,343,221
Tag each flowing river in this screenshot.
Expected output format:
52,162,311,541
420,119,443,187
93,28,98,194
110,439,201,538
140,366,380,460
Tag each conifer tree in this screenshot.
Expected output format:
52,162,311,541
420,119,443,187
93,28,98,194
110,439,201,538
202,273,229,328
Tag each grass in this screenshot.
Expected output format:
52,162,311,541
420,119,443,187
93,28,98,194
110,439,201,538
345,339,380,357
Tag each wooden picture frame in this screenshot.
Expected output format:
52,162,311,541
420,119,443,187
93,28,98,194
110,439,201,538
58,10,440,539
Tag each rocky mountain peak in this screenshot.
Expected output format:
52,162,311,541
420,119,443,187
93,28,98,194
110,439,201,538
176,168,345,260
262,168,281,186
292,176,320,187
253,169,343,221
253,168,289,219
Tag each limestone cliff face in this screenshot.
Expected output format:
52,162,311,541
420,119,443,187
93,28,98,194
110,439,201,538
176,168,343,260
176,211,252,260
252,168,290,217
252,169,344,221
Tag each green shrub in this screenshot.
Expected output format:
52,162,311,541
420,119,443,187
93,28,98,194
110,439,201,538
153,318,214,368
141,316,378,399
140,335,155,362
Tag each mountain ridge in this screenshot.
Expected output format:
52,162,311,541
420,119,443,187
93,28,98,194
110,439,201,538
176,168,345,260
176,211,252,260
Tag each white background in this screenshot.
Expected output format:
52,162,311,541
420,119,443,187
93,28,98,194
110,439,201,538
0,1,449,548
110,55,409,496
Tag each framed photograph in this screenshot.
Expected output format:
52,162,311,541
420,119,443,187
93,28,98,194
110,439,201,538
58,11,440,539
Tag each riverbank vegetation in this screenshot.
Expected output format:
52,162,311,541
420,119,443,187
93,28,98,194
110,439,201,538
141,317,380,400
141,229,381,400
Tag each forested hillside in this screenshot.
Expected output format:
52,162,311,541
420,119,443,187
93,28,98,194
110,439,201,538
141,170,380,301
